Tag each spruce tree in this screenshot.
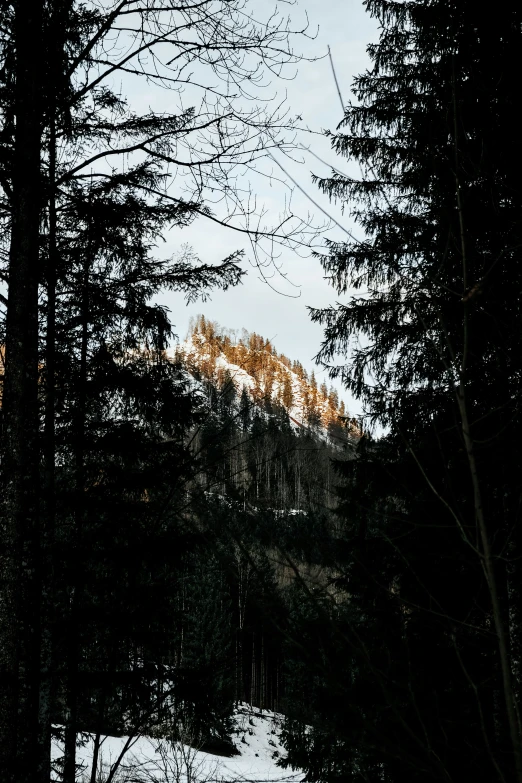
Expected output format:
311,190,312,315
289,0,522,781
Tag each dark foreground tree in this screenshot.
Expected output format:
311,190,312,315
280,1,522,782
0,0,312,779
0,2,45,780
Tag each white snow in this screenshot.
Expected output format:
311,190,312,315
51,703,304,783
168,331,361,447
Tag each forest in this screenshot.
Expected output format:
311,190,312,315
0,1,521,782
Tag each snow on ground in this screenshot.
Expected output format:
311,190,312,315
51,703,304,783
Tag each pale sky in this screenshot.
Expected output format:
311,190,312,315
156,0,380,419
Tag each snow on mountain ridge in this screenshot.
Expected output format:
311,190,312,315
169,315,361,442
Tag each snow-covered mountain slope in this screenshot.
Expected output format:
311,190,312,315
169,315,361,442
51,704,303,783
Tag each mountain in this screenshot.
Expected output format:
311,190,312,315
170,315,361,445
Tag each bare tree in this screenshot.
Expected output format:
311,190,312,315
0,2,318,781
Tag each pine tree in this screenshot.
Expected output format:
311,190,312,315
240,386,252,433
282,373,294,410
301,0,522,780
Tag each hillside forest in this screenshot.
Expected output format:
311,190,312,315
1,1,522,783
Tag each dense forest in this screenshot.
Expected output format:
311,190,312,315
1,1,522,783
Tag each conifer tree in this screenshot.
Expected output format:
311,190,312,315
282,374,294,411
298,1,522,781
0,0,313,775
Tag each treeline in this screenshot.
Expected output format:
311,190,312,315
177,314,361,437
192,390,342,512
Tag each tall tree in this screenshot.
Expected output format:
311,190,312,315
300,0,522,781
0,2,44,781
0,0,312,777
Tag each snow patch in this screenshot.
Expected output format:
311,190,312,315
51,704,303,783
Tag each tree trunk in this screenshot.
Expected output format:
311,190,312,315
38,100,58,783
452,74,522,780
0,1,44,781
63,252,90,783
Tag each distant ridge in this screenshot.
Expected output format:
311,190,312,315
171,315,361,442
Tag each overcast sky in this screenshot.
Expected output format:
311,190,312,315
157,0,380,418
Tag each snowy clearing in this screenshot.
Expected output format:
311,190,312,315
51,704,304,783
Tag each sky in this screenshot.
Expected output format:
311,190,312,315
155,0,380,418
